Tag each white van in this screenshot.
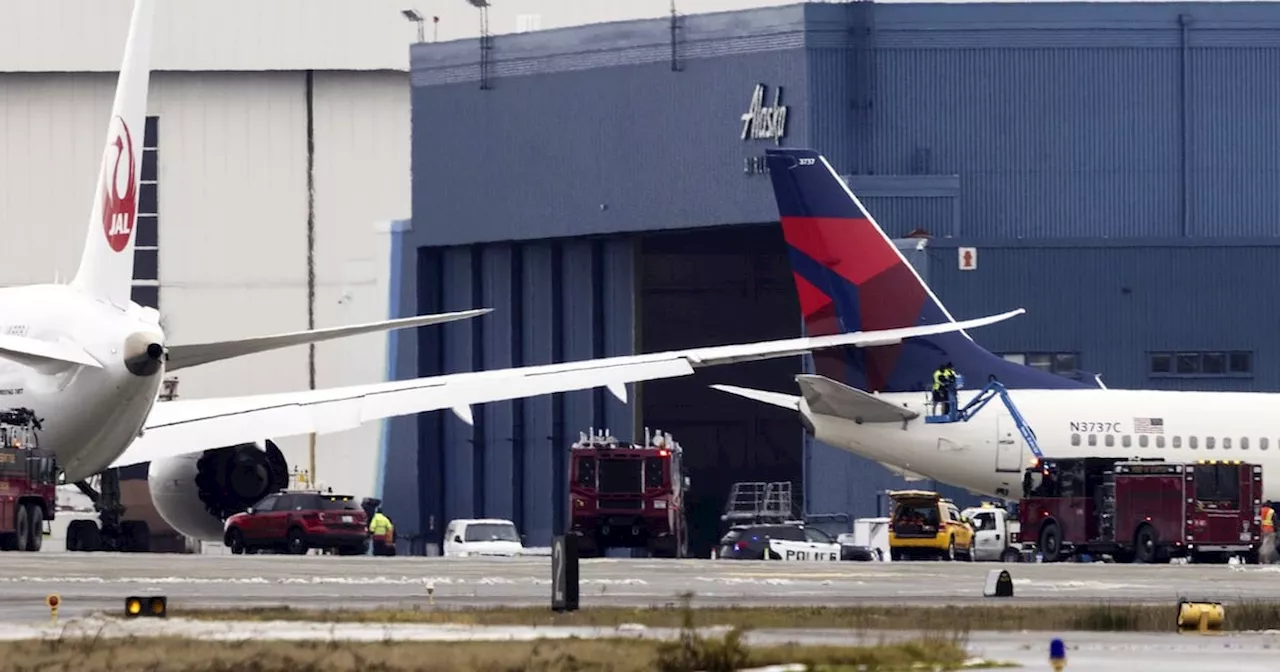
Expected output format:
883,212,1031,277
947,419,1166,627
443,518,525,557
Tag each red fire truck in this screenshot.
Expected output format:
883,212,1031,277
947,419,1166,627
568,428,689,558
0,408,58,552
1018,457,1261,564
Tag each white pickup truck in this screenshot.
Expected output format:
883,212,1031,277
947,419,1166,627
960,504,1024,562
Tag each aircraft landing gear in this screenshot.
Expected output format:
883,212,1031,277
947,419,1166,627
67,468,151,552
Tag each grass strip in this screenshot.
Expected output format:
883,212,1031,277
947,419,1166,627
171,599,1280,632
0,631,984,671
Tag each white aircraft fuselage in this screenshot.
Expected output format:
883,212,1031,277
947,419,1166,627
806,388,1280,502
0,284,164,482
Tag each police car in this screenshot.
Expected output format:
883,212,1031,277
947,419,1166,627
716,522,875,562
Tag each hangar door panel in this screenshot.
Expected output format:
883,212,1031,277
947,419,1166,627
639,225,802,557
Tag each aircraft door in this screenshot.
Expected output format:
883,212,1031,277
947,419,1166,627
995,414,1024,473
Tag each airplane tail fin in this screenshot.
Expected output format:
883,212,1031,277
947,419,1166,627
764,148,1086,392
69,0,155,308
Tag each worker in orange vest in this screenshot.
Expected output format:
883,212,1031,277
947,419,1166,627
1261,503,1276,564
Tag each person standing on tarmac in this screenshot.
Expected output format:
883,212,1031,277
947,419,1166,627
368,507,396,557
1260,501,1276,563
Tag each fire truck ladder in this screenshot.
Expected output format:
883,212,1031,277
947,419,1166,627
923,380,1045,460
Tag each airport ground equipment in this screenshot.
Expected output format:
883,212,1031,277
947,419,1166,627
567,427,689,558
1019,457,1261,564
0,408,57,552
925,379,1045,461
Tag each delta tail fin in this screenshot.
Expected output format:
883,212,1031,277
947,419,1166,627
70,0,154,308
764,148,1088,393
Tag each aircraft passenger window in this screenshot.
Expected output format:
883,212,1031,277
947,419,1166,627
1241,437,1249,450
1071,433,1081,446
1263,438,1270,451
1224,437,1232,450
1172,436,1181,448
1190,436,1198,449
1122,435,1132,448
1105,434,1115,447
1206,437,1215,450
1139,435,1149,448
1088,434,1097,447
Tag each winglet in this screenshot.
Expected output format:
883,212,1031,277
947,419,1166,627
709,384,799,411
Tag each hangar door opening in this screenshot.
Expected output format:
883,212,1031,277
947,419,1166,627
638,224,802,557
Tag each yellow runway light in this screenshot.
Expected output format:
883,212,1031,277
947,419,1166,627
1176,599,1223,634
125,596,166,618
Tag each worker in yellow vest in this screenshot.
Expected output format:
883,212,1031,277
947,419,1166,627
1261,503,1276,564
368,508,396,557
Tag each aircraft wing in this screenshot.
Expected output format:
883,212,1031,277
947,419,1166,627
111,308,1025,468
163,309,491,372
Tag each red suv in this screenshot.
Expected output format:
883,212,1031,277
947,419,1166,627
223,490,368,555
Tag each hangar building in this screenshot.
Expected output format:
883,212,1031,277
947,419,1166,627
0,0,420,549
386,0,1280,556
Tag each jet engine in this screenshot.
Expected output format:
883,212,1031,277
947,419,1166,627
147,440,289,542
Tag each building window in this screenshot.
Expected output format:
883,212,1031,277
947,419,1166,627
131,115,160,310
998,351,1081,378
1149,350,1252,378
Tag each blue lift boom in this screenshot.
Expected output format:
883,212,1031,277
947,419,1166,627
924,380,1045,460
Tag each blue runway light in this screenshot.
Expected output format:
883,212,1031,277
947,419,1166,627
1049,637,1066,669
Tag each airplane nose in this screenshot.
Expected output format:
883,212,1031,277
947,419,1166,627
124,331,166,377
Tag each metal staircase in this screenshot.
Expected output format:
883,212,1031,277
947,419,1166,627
924,380,1045,460
721,481,798,524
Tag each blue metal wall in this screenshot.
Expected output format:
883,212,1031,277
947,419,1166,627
925,238,1280,391
391,1,1280,546
823,1,1280,238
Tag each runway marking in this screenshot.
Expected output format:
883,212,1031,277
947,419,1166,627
0,576,643,587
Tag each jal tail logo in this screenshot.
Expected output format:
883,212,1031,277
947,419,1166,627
101,116,137,253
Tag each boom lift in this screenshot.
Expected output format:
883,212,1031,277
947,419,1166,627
924,379,1045,461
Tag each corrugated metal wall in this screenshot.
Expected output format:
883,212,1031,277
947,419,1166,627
383,238,635,549
925,239,1280,391
408,6,810,248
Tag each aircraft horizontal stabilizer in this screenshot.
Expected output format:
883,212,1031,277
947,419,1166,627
709,384,800,411
0,334,103,368
795,374,919,423
164,309,492,372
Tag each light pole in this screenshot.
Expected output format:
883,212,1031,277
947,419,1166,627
402,8,425,43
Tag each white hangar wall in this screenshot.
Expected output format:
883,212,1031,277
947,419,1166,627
0,68,409,502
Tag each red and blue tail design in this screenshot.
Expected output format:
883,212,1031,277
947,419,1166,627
765,148,1089,393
